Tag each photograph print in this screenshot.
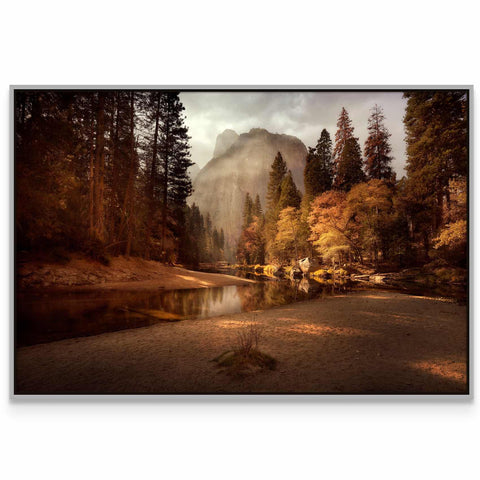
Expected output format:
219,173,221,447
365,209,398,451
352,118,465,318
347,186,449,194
14,88,469,395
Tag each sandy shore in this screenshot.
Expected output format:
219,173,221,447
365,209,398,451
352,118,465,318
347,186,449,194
18,255,254,291
15,290,468,394
68,268,256,292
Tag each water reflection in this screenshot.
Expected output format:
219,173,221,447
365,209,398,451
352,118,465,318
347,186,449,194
17,277,354,347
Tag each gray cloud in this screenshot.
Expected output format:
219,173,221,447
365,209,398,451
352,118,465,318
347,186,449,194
180,91,408,176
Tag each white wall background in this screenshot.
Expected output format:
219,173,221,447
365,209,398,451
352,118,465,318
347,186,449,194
1,2,477,479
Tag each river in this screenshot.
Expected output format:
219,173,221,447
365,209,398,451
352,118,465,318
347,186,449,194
16,275,354,347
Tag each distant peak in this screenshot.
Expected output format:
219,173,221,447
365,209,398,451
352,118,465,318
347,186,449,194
213,129,239,158
248,127,269,135
221,128,238,136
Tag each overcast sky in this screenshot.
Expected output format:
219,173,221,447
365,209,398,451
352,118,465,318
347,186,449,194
180,91,408,176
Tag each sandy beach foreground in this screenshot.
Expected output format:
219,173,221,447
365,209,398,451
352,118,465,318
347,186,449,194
15,290,468,394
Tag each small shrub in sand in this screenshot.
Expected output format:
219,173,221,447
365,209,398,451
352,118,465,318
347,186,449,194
213,318,277,378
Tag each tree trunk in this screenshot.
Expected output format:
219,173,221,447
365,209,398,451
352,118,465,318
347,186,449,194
93,92,106,243
88,99,95,238
160,99,171,262
423,231,430,261
107,92,117,245
125,92,136,257
146,93,161,259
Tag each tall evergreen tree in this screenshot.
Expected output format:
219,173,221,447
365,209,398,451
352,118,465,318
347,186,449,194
401,90,468,254
304,129,333,206
278,171,302,211
142,91,162,258
334,137,365,191
158,92,193,259
333,108,364,191
302,148,318,212
404,91,467,183
264,152,288,260
253,194,263,218
242,192,254,228
333,107,355,176
108,91,140,255
364,104,393,180
315,128,333,189
266,152,288,215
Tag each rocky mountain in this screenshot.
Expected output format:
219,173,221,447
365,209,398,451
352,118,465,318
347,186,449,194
188,163,201,182
213,129,239,158
190,128,308,245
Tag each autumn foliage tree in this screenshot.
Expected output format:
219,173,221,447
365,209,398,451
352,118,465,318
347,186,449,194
273,207,307,263
308,191,362,264
237,192,265,264
346,180,395,266
433,178,467,265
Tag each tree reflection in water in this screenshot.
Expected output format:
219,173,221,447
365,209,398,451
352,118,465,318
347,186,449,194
17,278,354,347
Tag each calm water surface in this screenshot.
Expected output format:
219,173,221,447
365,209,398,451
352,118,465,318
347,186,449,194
17,276,353,347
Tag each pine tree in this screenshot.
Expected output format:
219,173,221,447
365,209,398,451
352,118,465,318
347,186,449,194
158,92,193,259
108,91,141,256
304,129,333,204
334,137,365,191
333,107,355,176
264,152,288,260
142,91,162,258
401,90,468,255
266,152,288,214
242,192,254,228
253,194,263,218
315,128,333,189
333,107,365,190
404,91,467,182
364,104,393,180
278,171,302,211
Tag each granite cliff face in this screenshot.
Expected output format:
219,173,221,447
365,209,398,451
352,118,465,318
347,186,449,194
212,129,239,158
190,128,307,245
187,163,200,182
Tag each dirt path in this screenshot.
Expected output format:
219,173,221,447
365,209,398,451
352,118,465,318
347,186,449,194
15,290,468,394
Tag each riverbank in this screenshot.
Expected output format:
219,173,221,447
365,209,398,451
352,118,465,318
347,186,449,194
17,254,255,291
15,290,468,394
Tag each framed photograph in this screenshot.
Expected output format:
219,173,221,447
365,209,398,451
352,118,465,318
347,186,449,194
13,87,470,395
